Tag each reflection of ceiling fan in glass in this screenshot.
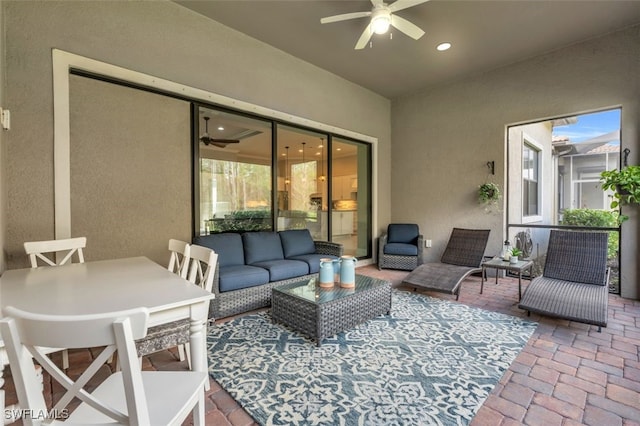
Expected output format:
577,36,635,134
320,0,429,50
200,117,240,148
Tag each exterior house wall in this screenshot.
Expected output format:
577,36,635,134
507,121,554,257
392,25,640,299
3,1,391,268
0,1,5,273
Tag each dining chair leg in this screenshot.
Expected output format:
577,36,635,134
178,344,186,362
62,349,69,370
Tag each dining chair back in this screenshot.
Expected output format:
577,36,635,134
187,244,218,293
22,237,88,370
0,306,206,425
167,239,191,279
23,237,87,268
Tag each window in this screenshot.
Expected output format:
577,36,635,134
196,107,273,234
522,143,540,217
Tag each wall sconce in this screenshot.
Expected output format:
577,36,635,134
623,148,630,167
487,161,495,175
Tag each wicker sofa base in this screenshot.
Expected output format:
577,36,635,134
211,273,318,319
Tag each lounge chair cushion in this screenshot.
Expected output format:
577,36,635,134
287,253,339,273
242,232,285,264
218,264,270,292
387,224,419,244
279,229,316,258
193,233,245,267
384,243,419,256
251,259,309,281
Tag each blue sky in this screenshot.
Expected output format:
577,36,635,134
552,109,621,143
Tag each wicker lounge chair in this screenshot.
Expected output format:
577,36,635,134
519,230,610,332
402,228,490,299
378,224,424,271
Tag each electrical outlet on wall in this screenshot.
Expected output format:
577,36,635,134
0,108,10,130
425,239,432,248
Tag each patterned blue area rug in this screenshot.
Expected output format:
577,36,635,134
207,290,537,425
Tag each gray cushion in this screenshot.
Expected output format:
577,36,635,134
218,264,269,292
242,232,285,264
251,259,309,281
193,233,244,267
387,224,419,244
279,229,316,258
384,242,418,256
288,253,339,273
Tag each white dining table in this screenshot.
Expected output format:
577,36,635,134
0,256,215,422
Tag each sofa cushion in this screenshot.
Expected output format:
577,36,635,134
387,224,419,244
251,259,309,281
218,265,270,292
193,233,245,267
242,232,284,264
279,229,316,258
288,253,338,274
384,243,419,256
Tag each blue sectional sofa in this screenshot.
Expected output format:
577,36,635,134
194,229,343,318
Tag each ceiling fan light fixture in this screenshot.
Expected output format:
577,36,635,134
371,12,391,34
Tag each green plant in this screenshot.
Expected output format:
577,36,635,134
600,165,640,223
478,182,501,204
510,247,523,258
560,208,619,259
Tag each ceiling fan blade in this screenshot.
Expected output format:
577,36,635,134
354,23,373,50
321,11,371,24
370,0,384,7
390,15,425,40
388,0,430,13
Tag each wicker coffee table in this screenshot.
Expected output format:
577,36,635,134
271,275,392,346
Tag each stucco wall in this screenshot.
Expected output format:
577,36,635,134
392,25,640,299
0,1,6,273
3,1,391,268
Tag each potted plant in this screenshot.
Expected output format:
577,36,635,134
600,165,640,223
478,182,501,205
509,247,522,264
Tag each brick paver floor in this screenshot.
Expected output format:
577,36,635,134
2,264,639,425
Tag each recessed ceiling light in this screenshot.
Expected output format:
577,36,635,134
436,42,451,51
217,126,224,131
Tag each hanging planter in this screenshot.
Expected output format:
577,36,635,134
600,165,640,223
478,182,501,205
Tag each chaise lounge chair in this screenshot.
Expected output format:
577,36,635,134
518,230,610,331
402,228,490,300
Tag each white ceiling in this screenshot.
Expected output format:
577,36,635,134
175,0,640,99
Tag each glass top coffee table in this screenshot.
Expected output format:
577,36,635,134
271,275,392,346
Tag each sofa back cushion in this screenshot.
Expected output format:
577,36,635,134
387,224,419,244
193,233,245,267
242,232,284,264
279,229,316,258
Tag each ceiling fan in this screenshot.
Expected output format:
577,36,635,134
320,0,429,50
200,116,240,148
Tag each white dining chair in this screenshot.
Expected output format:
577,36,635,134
22,237,88,370
183,244,218,369
23,237,86,267
167,239,191,279
0,306,207,426
134,244,217,377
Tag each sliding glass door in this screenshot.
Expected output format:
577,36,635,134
194,104,372,259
